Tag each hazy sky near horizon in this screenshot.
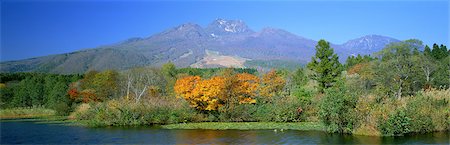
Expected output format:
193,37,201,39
1,0,449,61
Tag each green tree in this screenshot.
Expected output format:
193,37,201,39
374,39,422,99
12,78,32,107
431,44,448,60
48,80,71,115
411,54,437,89
29,76,44,106
345,54,375,70
423,45,431,57
44,75,58,106
162,62,177,95
44,76,70,107
432,56,450,88
307,39,342,92
76,70,118,102
290,68,313,101
80,70,98,90
292,68,307,87
0,84,14,108
92,70,119,101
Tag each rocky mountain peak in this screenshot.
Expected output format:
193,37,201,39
206,18,253,35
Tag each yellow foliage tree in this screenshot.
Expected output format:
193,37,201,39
174,75,201,100
233,73,259,104
174,73,260,111
260,70,286,98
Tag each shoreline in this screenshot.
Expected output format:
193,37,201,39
162,122,325,131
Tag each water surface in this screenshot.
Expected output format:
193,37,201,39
1,120,448,144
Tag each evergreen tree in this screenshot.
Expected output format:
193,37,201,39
439,44,449,58
12,78,32,107
307,39,342,92
424,45,431,56
30,76,45,106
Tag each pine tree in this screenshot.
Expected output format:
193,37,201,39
307,39,342,92
440,44,449,58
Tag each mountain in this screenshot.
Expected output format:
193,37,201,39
0,19,400,74
339,34,400,57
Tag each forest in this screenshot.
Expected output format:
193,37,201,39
0,39,449,136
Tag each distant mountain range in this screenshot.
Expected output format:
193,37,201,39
0,18,400,74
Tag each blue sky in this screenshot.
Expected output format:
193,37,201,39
1,0,449,61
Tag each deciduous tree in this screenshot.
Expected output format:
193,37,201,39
259,70,286,99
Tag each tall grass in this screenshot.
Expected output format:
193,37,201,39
0,107,55,119
352,88,449,136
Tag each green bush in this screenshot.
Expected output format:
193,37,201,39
318,82,357,134
73,98,201,127
213,95,302,123
404,89,449,133
254,96,302,122
378,109,411,136
218,104,258,122
53,102,71,116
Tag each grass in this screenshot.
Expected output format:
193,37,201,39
0,113,83,126
162,122,324,131
0,107,55,119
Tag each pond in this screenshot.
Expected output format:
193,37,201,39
1,120,448,144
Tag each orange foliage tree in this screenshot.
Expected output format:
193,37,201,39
233,73,259,104
174,73,259,111
259,70,286,99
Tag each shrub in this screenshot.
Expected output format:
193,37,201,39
218,104,258,122
53,102,71,116
254,96,302,122
69,103,91,119
405,89,449,133
318,82,357,134
72,97,202,127
378,109,411,136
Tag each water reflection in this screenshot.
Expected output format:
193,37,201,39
1,121,449,144
173,129,259,144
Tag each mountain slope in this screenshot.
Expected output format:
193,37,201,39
339,34,400,57
0,19,399,74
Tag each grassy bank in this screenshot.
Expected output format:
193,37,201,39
0,107,55,119
162,122,324,131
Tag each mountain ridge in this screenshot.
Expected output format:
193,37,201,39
0,19,400,74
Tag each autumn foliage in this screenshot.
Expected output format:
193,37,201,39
174,73,260,111
233,73,260,104
259,70,286,98
68,70,119,103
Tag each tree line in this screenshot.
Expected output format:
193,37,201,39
0,73,82,115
